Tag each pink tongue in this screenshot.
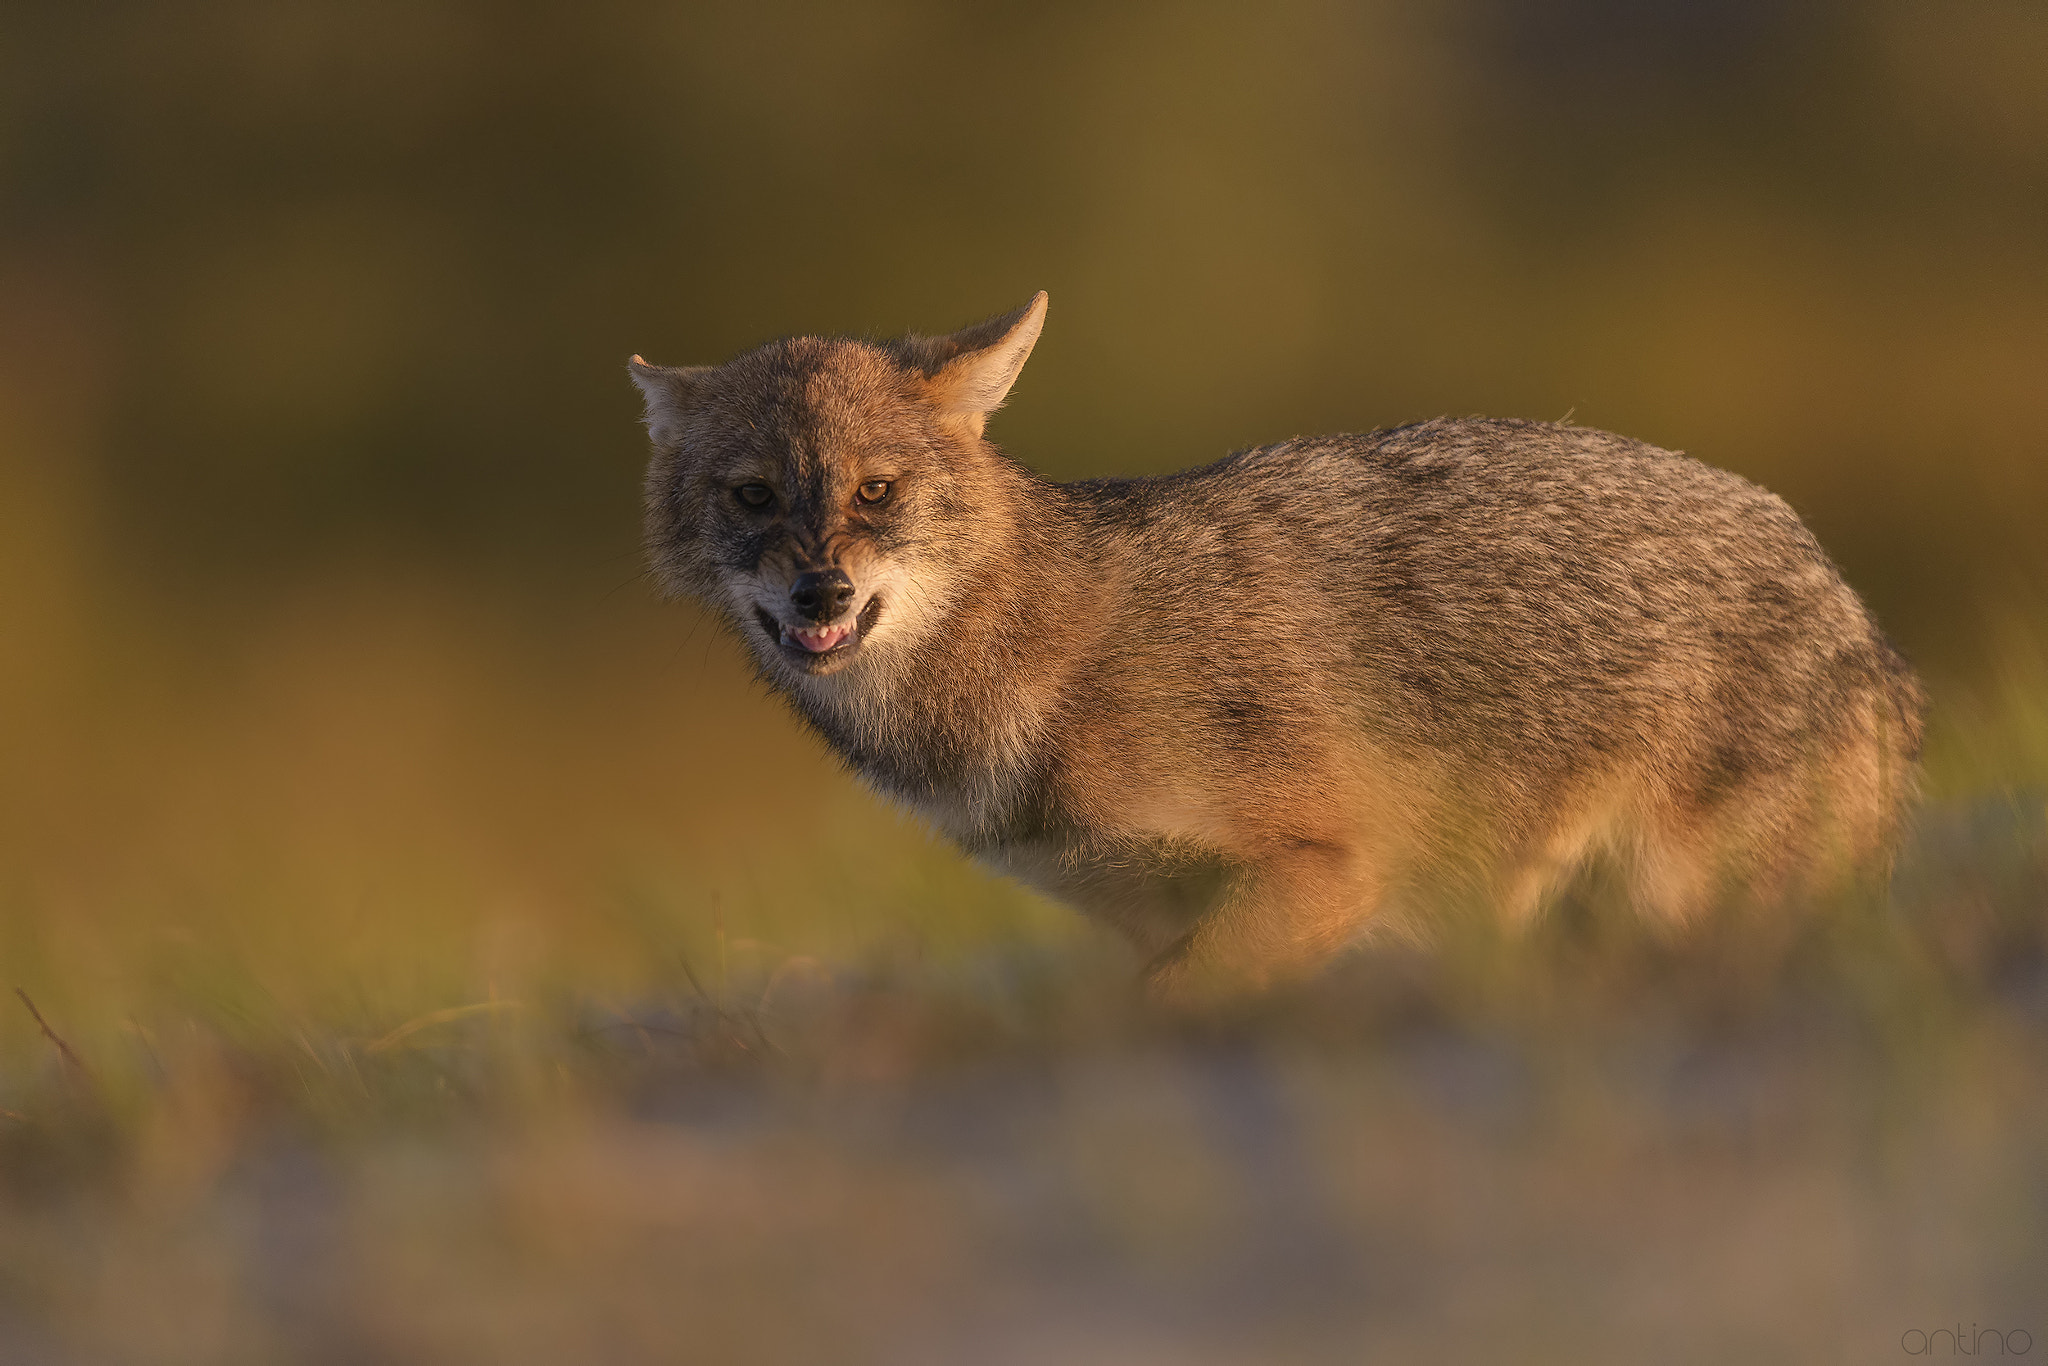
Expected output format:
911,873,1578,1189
795,625,847,653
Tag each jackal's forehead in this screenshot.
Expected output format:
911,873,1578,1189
695,339,939,483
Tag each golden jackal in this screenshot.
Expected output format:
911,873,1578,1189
629,294,1925,998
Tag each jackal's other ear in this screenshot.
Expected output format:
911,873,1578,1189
926,291,1047,437
627,356,711,449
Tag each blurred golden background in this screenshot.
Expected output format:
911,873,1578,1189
3,2,2046,1361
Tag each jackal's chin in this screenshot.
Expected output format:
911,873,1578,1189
753,595,883,677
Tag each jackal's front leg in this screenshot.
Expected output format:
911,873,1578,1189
1143,840,1383,1004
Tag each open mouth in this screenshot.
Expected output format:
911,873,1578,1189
755,596,882,672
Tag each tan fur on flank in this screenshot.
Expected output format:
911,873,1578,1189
630,295,1926,1000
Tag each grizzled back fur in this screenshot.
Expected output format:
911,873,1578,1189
631,295,1926,999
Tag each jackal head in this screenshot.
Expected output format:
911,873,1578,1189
630,293,1046,682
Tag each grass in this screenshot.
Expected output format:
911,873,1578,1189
2,574,2046,1364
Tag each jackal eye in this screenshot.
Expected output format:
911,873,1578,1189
734,483,774,509
856,480,892,505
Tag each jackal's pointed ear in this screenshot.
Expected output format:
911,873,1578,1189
926,291,1047,437
627,356,711,449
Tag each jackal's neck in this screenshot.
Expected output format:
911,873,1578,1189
788,467,1100,839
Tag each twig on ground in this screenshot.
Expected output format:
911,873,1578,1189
15,988,92,1083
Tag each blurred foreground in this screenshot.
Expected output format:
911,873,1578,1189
2,580,2046,1364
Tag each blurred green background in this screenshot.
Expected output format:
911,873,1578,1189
6,0,2045,633
3,4,2047,1361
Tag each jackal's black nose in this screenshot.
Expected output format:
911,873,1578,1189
789,569,855,622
